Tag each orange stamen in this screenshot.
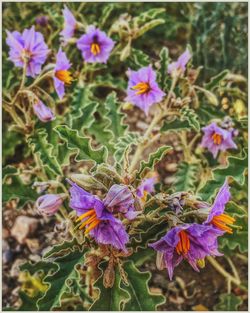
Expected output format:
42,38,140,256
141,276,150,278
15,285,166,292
79,214,97,230
85,219,100,234
176,230,190,255
212,133,222,145
211,213,235,234
76,209,95,222
55,70,73,85
91,43,101,55
132,82,151,95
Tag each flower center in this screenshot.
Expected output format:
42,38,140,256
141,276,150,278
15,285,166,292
91,43,101,55
212,133,222,145
141,190,148,203
211,213,235,234
132,82,151,95
55,70,73,85
175,230,190,255
21,49,33,62
76,209,100,234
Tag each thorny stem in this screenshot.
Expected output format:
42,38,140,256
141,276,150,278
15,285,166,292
225,256,241,283
207,256,242,288
128,76,178,174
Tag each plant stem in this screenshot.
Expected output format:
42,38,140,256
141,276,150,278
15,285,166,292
207,256,241,287
20,61,27,89
128,76,178,174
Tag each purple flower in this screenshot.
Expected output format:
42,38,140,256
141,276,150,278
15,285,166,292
68,181,133,251
33,100,55,122
125,65,165,115
36,193,67,216
6,26,49,77
149,223,223,280
35,16,49,27
53,48,72,99
60,5,77,44
168,49,191,76
77,25,115,63
203,180,235,234
136,177,156,202
201,122,237,158
103,184,137,220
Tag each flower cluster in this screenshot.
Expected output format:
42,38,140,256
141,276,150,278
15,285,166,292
149,180,235,279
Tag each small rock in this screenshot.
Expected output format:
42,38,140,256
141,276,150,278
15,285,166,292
25,238,40,253
10,259,25,277
164,176,176,185
3,228,10,239
3,250,14,264
29,254,41,262
11,216,39,244
165,163,177,172
192,304,209,311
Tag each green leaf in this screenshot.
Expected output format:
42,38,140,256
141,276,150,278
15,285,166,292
128,49,150,69
37,247,86,311
3,170,38,209
136,19,165,38
68,86,94,127
180,106,200,131
198,150,247,201
159,47,170,89
114,132,140,164
99,4,115,27
137,145,172,178
174,162,199,192
27,128,62,177
204,70,229,90
133,8,165,26
43,238,80,258
54,125,108,165
2,165,18,182
161,118,191,132
214,293,243,311
90,262,129,311
72,101,99,132
122,261,165,311
104,92,127,144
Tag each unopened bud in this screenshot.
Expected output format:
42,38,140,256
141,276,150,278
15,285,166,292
36,193,67,216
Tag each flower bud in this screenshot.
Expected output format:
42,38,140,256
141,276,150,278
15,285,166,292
33,100,55,123
36,193,67,216
35,16,49,27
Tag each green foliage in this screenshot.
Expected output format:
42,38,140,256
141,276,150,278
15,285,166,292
122,261,165,310
204,70,229,90
104,92,127,144
37,247,86,311
137,145,172,178
128,49,150,69
114,132,140,165
214,293,243,311
159,47,170,90
90,262,129,311
55,125,108,165
180,106,200,132
161,118,191,132
27,128,62,177
198,150,247,201
174,162,199,192
2,166,38,209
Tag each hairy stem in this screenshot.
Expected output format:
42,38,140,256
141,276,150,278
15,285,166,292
207,256,241,287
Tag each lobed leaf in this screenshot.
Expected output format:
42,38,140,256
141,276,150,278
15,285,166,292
214,293,243,311
204,69,229,90
174,162,199,192
122,261,165,311
137,145,172,178
27,128,62,177
54,125,108,165
198,150,247,201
